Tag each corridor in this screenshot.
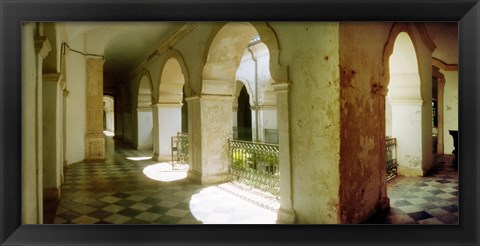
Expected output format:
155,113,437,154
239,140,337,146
53,135,278,224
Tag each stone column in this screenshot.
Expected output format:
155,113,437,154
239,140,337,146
85,58,105,160
135,106,153,150
437,78,445,155
186,95,233,184
391,100,424,176
273,83,295,223
42,73,62,206
33,35,51,223
152,103,182,161
123,109,132,143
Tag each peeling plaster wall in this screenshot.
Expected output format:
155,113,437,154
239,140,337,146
339,23,392,224
442,70,458,154
272,22,342,223
22,23,40,224
65,34,87,164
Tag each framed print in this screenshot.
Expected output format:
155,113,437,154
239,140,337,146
1,0,479,245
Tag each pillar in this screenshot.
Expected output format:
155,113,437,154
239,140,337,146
274,83,295,223
123,109,132,143
392,100,424,176
135,107,153,150
42,73,62,207
152,103,182,161
85,58,105,160
437,78,445,155
186,95,233,184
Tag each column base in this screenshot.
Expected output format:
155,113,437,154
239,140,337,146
187,170,230,184
276,208,295,224
85,135,105,160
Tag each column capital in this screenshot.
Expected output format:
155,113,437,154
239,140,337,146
185,94,233,102
272,82,290,93
151,102,183,108
34,36,51,58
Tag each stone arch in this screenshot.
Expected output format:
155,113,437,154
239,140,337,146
383,26,432,177
151,50,190,161
134,71,154,150
157,49,189,104
103,95,115,133
137,70,154,107
382,22,436,92
201,22,289,95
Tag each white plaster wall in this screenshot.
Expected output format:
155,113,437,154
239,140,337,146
392,104,423,169
386,96,393,136
65,34,87,164
442,70,458,154
22,23,39,224
158,106,182,159
136,110,153,149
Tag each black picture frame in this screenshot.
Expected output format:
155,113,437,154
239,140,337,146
1,0,479,245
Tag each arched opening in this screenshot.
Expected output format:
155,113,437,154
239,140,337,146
135,74,153,150
386,32,424,177
188,22,284,202
154,54,187,163
235,84,253,141
103,95,115,136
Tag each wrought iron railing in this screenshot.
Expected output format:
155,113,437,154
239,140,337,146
232,126,252,141
386,137,397,180
264,129,279,144
171,132,189,169
229,140,280,197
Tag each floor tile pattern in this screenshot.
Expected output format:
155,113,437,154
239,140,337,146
54,136,458,224
54,137,277,224
366,154,459,224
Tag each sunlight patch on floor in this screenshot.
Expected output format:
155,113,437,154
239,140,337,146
143,162,188,182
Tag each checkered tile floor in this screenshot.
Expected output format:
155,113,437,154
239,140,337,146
54,135,458,224
366,154,459,224
54,136,277,224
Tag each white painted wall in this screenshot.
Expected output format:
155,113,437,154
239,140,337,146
392,103,423,169
443,70,458,154
157,106,182,160
136,109,153,149
65,34,87,164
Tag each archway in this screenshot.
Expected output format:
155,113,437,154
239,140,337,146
135,73,154,150
103,95,115,135
188,22,290,223
234,83,253,141
153,52,188,162
386,32,425,177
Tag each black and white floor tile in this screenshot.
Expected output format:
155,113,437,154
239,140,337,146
54,135,458,224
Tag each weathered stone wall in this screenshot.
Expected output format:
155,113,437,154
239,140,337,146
272,22,342,223
338,22,392,223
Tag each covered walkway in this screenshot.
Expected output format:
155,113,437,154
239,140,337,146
52,135,278,224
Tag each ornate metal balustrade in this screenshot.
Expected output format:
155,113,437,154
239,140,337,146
386,137,397,180
171,132,189,169
232,126,253,141
264,129,279,144
229,140,280,197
